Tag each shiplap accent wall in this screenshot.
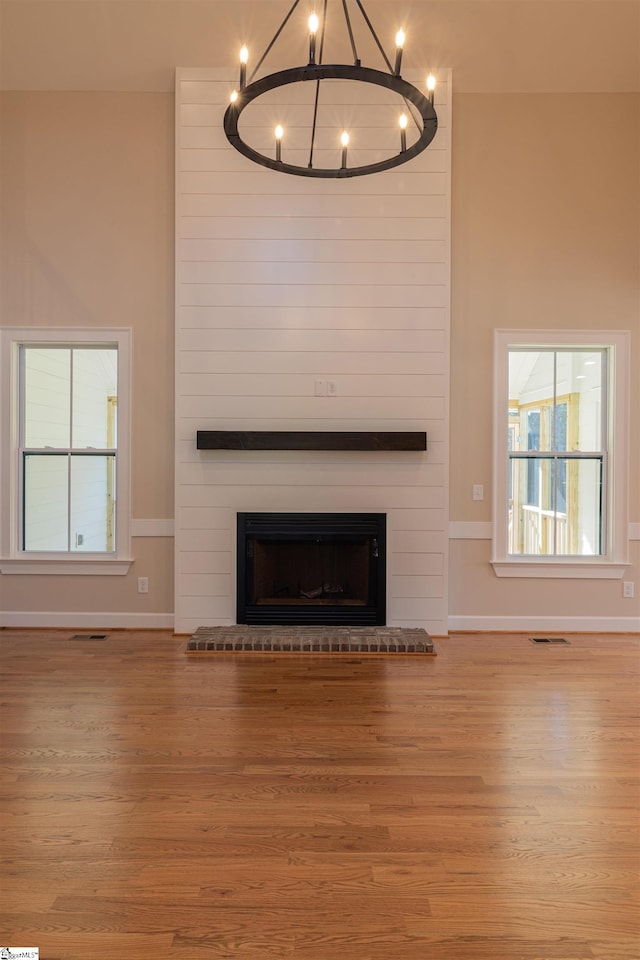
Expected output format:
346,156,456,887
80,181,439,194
175,68,451,635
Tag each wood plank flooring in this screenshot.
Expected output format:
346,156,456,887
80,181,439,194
1,630,638,960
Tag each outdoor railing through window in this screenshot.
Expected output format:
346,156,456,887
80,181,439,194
508,452,604,556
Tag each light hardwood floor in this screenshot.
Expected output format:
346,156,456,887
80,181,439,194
1,630,638,960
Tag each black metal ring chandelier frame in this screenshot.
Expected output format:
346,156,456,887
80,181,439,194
223,0,438,179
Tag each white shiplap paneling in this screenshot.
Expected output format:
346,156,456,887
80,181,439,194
175,68,451,633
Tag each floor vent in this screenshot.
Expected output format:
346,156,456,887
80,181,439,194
68,634,109,641
529,637,570,644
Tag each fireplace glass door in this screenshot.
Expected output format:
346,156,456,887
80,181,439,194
237,513,386,625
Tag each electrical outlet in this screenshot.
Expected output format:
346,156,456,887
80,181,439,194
327,380,337,396
622,581,635,599
137,577,149,594
472,484,484,501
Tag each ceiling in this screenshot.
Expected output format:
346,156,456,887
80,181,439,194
1,0,638,94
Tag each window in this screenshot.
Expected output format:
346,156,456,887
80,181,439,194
22,346,118,552
1,328,132,574
493,330,630,579
508,350,604,556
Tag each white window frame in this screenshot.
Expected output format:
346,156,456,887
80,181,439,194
0,327,133,575
492,329,630,579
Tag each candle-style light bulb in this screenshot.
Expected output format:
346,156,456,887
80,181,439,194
340,131,349,169
399,113,408,152
309,13,319,64
275,124,284,163
426,73,436,105
230,89,239,104
239,45,249,89
394,29,405,76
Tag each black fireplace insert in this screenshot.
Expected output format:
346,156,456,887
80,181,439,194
237,512,386,626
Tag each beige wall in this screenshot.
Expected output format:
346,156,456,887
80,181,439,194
0,92,175,622
451,93,640,516
450,92,640,628
2,1,638,96
1,88,638,629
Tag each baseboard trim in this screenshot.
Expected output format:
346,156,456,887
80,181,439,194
3,611,636,634
1,612,175,629
449,615,640,633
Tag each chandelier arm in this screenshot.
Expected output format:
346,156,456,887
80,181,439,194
341,0,360,65
249,0,303,83
307,0,328,169
353,0,422,132
308,79,322,169
352,0,393,73
319,0,329,63
404,99,423,132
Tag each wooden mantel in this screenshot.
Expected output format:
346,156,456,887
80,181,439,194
196,431,427,451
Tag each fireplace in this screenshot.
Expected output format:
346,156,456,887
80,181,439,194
237,513,386,626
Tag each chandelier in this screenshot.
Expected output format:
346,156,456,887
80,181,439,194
223,0,438,179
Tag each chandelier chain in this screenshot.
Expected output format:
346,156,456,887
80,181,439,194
341,0,359,65
353,0,393,72
249,0,302,84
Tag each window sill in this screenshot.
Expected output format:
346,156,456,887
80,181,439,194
0,557,133,575
491,560,628,579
